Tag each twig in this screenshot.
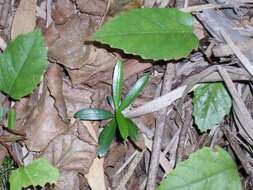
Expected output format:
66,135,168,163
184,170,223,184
146,64,175,190
219,29,253,77
115,150,145,190
217,66,253,141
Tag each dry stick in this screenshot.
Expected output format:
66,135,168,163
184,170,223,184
221,125,253,183
125,67,251,118
115,150,145,190
219,29,253,77
146,64,175,190
217,66,253,141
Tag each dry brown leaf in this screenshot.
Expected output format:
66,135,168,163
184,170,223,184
25,83,68,151
11,0,36,39
63,79,94,117
76,0,107,16
45,15,94,69
46,64,68,122
51,0,75,24
85,158,107,190
56,171,80,190
42,121,97,173
0,144,7,165
67,46,117,85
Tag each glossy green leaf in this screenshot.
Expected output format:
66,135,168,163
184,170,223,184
0,30,48,100
193,83,232,132
94,8,198,60
9,158,59,190
107,96,115,111
113,60,124,109
7,109,16,129
98,119,116,157
127,119,139,141
115,111,128,139
74,108,114,121
157,147,242,190
120,74,149,110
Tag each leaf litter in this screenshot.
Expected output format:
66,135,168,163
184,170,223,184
1,0,253,190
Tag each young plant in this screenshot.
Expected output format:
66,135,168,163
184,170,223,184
74,60,149,157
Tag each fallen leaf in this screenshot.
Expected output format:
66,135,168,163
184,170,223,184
56,171,80,190
0,144,7,165
62,79,94,117
25,82,68,151
45,15,94,69
42,121,97,173
76,0,107,16
11,0,36,39
46,64,68,122
67,46,117,85
51,0,75,24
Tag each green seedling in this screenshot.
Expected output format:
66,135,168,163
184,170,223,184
74,60,149,157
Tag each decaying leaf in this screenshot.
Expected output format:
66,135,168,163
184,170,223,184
11,0,36,39
42,120,97,173
46,64,68,122
76,0,107,16
51,0,75,24
66,46,117,85
45,15,94,69
56,171,80,190
63,79,94,117
25,84,68,151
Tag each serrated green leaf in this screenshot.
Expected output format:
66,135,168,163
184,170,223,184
120,74,149,110
115,111,128,139
156,147,242,190
74,108,114,121
0,30,48,100
7,109,16,129
94,8,198,60
9,158,59,190
113,60,124,109
193,83,232,132
98,119,116,157
127,119,139,141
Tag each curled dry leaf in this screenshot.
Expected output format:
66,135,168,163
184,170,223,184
44,15,94,69
63,79,94,117
67,46,117,85
76,0,107,16
51,0,75,24
11,0,36,39
46,64,68,122
25,83,68,151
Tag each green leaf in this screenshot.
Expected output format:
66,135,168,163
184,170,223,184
9,158,59,190
7,109,16,129
94,8,198,60
115,111,128,139
98,119,116,157
74,108,114,121
127,119,139,141
0,30,48,100
156,147,242,190
107,96,115,111
193,83,232,132
120,74,149,110
113,60,124,109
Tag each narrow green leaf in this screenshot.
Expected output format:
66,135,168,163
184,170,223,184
74,108,114,121
98,119,116,157
113,60,124,109
115,111,128,139
0,30,48,100
157,147,242,190
127,119,139,141
107,96,115,111
7,109,16,129
9,158,59,190
193,83,232,132
94,8,198,60
120,74,149,110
